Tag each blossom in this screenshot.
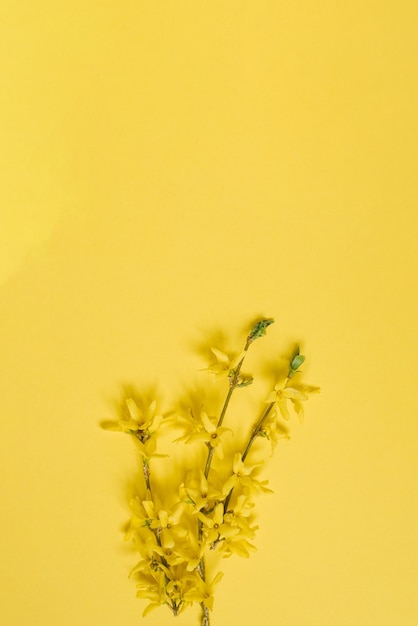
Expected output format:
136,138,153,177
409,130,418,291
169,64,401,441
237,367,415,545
135,568,167,616
129,534,162,577
180,411,232,459
179,469,224,512
224,494,258,538
222,453,273,497
152,543,186,567
198,503,239,543
259,415,290,453
183,571,224,611
124,497,153,542
163,564,197,614
205,347,246,379
175,532,207,571
146,501,187,548
133,434,168,462
125,498,187,548
218,532,257,559
266,377,320,422
102,398,162,434
172,408,204,443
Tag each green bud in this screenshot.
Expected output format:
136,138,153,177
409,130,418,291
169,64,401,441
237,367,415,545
288,347,305,378
248,318,275,341
291,354,305,371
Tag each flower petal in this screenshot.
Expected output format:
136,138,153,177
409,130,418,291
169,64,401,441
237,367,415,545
282,387,308,401
232,452,243,474
265,391,277,404
292,400,305,423
277,396,290,420
200,411,216,433
222,475,237,496
210,347,230,364
126,398,142,421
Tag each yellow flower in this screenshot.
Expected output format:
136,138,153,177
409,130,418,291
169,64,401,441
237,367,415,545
129,534,162,577
163,564,196,614
152,543,186,567
198,503,239,543
146,501,187,548
125,498,186,548
175,532,206,571
102,398,162,434
124,497,152,541
172,408,203,443
185,411,232,459
259,415,290,453
205,347,246,379
219,533,257,559
266,377,320,422
179,469,224,512
135,568,166,616
222,453,273,496
133,434,168,462
224,494,258,539
183,571,224,611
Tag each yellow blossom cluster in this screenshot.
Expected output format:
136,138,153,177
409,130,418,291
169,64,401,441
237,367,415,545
102,319,319,626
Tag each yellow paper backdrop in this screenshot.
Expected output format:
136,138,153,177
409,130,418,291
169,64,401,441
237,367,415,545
1,2,417,625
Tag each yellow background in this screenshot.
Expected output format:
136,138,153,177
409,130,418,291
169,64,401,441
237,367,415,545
1,2,417,625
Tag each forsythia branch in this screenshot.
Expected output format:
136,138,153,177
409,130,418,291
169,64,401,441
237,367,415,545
101,317,319,625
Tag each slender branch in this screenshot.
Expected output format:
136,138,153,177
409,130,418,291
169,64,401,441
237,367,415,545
198,554,210,625
242,402,274,462
197,337,252,625
223,402,275,513
201,603,210,626
204,338,251,480
217,338,251,428
197,324,273,624
204,447,215,479
140,456,180,615
142,458,151,492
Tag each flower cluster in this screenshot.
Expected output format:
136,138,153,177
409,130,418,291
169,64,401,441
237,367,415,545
102,319,319,625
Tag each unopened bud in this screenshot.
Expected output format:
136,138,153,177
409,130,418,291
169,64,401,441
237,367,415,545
248,318,274,342
288,347,305,378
